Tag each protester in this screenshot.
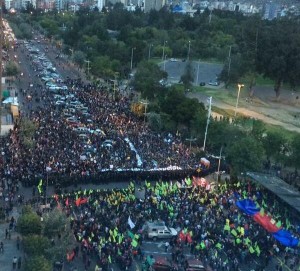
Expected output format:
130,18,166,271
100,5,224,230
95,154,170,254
52,178,300,271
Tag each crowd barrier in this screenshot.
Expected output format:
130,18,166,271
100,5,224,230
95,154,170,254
22,167,214,188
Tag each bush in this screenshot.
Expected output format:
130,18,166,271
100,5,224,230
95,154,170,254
24,255,51,271
17,209,42,236
23,235,50,256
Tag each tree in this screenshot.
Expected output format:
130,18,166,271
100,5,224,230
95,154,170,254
147,112,162,132
4,61,19,77
179,61,194,90
290,134,300,170
133,61,167,100
73,50,86,68
256,19,300,99
43,209,75,262
262,130,285,162
23,235,50,256
24,255,51,271
17,207,42,236
227,136,265,176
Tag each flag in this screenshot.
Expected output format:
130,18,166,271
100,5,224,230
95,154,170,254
75,198,81,207
131,239,138,247
67,250,75,261
272,229,299,247
37,179,43,194
253,213,281,233
185,177,192,186
127,230,135,239
231,229,238,237
236,199,260,216
128,216,135,229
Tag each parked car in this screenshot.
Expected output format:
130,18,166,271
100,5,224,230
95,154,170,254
199,82,206,86
153,257,178,271
184,259,211,271
208,81,220,86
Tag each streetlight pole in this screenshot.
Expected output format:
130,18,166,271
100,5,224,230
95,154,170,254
148,44,153,61
196,59,200,85
187,40,191,61
203,96,212,152
69,48,74,58
234,83,244,117
162,41,167,61
140,100,149,125
217,145,223,183
130,47,135,71
186,137,197,150
163,55,167,71
84,60,91,77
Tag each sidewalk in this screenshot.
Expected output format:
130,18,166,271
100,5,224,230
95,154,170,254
0,207,23,271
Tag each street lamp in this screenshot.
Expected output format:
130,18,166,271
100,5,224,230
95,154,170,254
196,59,200,85
187,40,191,60
162,40,167,61
140,100,149,124
84,59,91,77
217,145,223,183
148,44,153,60
130,47,135,71
163,55,167,71
186,137,197,150
69,48,74,58
234,83,244,117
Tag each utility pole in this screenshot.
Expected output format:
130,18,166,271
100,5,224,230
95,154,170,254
162,40,167,61
0,0,3,136
186,137,197,150
217,145,223,183
148,44,153,61
227,45,232,78
203,96,212,152
196,59,200,85
187,40,191,61
130,47,135,71
209,9,212,24
84,60,91,77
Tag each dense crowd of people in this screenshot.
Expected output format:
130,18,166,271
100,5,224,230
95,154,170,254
51,179,300,271
0,37,203,187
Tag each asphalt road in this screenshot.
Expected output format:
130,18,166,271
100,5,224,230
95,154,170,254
159,60,223,86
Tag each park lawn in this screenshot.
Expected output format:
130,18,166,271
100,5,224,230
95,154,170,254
195,86,238,105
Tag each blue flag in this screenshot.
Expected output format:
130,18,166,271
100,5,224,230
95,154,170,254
272,230,299,248
236,199,260,216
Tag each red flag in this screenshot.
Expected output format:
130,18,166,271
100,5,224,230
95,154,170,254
65,198,69,207
178,231,186,242
67,250,75,261
80,198,88,205
253,213,281,233
186,233,192,244
75,198,81,207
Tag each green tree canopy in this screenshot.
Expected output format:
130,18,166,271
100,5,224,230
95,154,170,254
17,207,42,236
262,130,285,162
227,136,265,176
4,61,19,77
133,61,167,100
24,255,51,271
291,134,300,170
43,209,75,262
23,235,50,256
